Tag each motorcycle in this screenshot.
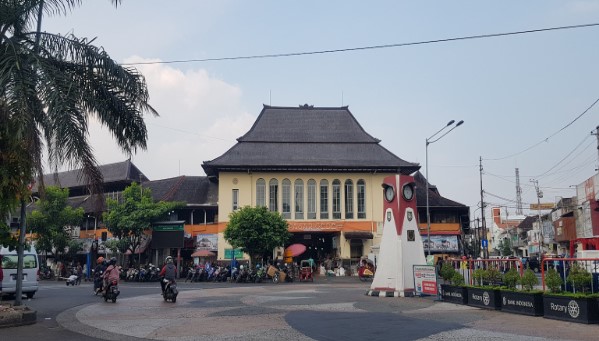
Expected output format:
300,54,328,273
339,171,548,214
39,266,55,280
163,279,178,303
185,267,196,282
103,279,120,303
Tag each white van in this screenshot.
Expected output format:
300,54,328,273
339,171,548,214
1,245,39,298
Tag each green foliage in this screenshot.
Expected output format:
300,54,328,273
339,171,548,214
567,264,592,293
502,267,520,290
27,186,83,260
224,206,291,265
545,268,563,293
484,267,502,286
0,0,157,222
104,183,184,254
498,238,513,256
439,262,456,281
473,268,486,286
451,271,465,286
519,269,538,292
104,237,131,254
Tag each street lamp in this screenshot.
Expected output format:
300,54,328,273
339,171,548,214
425,119,464,256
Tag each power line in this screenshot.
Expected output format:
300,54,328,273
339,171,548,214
483,96,599,161
121,22,599,66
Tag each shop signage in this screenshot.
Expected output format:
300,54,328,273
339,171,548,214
413,265,437,295
224,248,243,259
196,234,218,251
288,222,343,232
153,224,184,231
422,235,459,252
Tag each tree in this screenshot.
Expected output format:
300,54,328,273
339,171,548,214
224,206,291,266
27,186,84,261
498,237,513,256
103,183,184,264
1,0,156,306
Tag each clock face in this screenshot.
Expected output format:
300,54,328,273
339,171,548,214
384,186,395,202
402,184,414,201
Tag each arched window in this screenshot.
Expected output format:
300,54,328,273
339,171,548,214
282,179,291,219
357,179,366,219
256,178,266,207
332,179,341,219
307,179,316,219
345,179,354,219
269,179,278,212
320,180,329,219
294,179,304,219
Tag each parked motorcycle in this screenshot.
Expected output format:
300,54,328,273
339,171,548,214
103,279,120,303
163,279,178,303
185,267,196,282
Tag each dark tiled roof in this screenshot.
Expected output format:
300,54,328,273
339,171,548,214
518,216,536,231
413,171,467,208
203,105,419,176
144,176,218,206
33,160,148,191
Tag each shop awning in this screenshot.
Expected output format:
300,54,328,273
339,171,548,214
344,231,373,239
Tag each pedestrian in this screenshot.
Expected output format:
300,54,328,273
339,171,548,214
76,262,83,285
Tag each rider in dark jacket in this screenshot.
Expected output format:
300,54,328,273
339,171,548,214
93,257,107,295
159,256,177,295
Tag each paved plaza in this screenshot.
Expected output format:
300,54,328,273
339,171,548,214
50,278,599,341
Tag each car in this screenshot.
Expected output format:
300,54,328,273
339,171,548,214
1,245,39,298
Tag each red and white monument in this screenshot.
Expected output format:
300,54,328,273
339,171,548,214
367,174,426,297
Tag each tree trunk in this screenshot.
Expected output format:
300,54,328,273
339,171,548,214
14,199,27,306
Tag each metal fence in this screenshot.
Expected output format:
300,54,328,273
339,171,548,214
445,258,524,286
541,257,599,293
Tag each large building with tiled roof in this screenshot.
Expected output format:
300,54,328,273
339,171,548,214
203,104,468,269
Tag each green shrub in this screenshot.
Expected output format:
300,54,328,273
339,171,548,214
502,267,520,290
439,262,456,282
545,268,563,293
519,269,538,291
472,268,486,286
567,264,592,293
451,271,465,286
484,267,502,286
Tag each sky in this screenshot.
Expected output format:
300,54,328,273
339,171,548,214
42,1,599,224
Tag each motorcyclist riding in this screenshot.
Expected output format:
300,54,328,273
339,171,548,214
159,256,177,295
93,257,106,295
102,257,120,295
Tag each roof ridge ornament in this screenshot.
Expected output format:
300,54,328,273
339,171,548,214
299,104,314,108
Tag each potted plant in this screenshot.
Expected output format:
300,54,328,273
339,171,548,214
500,268,544,316
440,267,468,305
467,267,501,310
543,265,599,324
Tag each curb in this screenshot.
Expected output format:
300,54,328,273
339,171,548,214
0,305,37,328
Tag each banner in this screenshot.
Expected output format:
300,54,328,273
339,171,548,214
413,265,437,295
422,235,459,252
196,234,218,251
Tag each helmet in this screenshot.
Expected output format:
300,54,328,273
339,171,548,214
240,265,244,270
97,257,105,264
165,256,173,264
109,257,117,265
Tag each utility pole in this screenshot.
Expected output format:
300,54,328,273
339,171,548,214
479,157,488,258
515,168,523,215
530,179,544,257
593,126,599,171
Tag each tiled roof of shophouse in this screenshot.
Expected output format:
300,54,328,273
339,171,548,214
202,105,420,176
144,176,218,206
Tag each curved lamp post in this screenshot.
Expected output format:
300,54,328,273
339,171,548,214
425,120,464,256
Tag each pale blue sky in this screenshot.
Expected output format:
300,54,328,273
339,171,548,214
43,1,599,222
